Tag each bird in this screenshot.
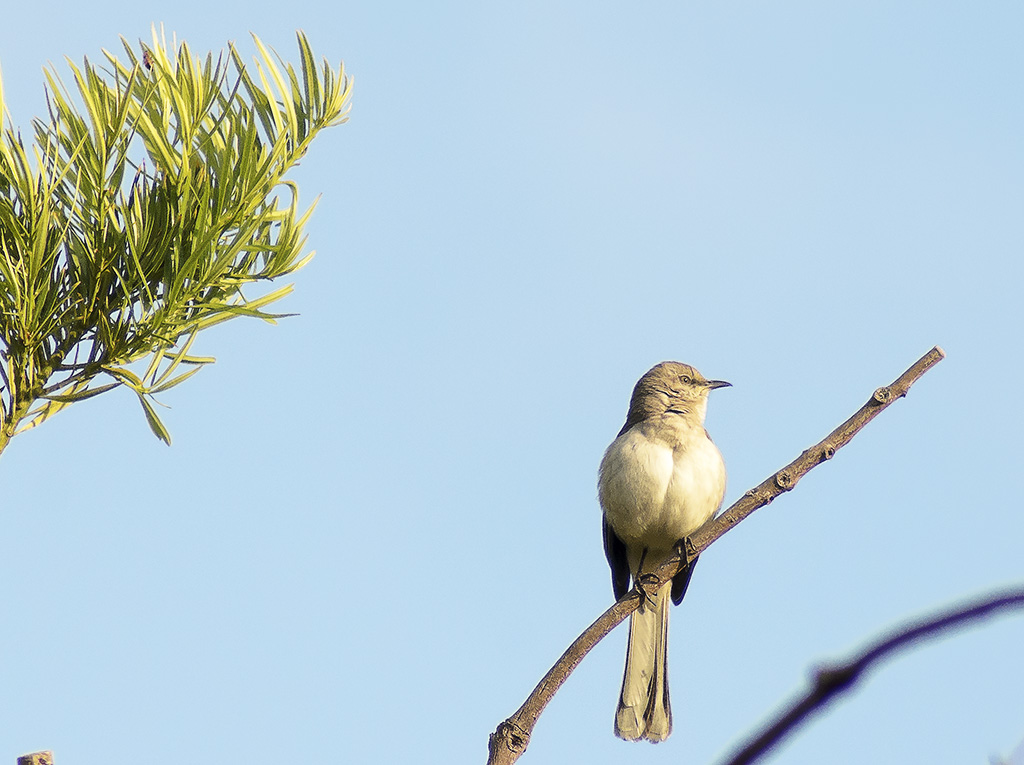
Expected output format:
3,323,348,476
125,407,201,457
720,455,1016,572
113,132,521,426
598,362,730,742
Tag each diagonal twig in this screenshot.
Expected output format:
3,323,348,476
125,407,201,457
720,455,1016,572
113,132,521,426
486,346,946,765
720,586,1024,765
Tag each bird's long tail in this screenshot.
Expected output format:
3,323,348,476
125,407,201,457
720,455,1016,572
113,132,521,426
614,581,671,742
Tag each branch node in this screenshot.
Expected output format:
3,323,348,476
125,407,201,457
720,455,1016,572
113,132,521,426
811,662,859,693
821,444,836,460
774,470,795,491
872,386,893,404
488,720,530,760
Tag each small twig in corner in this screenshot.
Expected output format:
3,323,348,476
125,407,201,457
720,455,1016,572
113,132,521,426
17,753,54,765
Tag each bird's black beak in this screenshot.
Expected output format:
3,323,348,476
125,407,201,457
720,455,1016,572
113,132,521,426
706,379,732,390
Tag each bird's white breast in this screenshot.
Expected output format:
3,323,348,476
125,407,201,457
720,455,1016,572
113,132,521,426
599,418,726,552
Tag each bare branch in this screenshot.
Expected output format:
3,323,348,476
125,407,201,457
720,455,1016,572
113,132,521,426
486,346,946,765
720,587,1024,765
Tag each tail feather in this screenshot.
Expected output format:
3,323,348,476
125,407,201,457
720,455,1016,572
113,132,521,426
615,582,671,742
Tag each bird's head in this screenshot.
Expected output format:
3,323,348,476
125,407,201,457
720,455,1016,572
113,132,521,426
626,361,731,425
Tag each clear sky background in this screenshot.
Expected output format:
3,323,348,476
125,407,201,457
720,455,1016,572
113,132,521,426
2,2,1022,764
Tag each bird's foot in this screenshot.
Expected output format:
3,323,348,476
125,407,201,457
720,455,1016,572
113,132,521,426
673,535,697,564
634,571,662,611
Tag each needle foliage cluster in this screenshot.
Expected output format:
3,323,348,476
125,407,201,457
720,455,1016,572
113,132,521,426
0,29,350,453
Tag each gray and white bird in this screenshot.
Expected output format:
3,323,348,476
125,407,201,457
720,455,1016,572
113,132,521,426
598,362,730,742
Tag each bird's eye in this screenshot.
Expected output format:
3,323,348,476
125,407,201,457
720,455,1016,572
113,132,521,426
681,375,692,384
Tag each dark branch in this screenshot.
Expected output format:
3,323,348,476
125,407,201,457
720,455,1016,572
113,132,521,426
720,587,1024,765
485,346,946,765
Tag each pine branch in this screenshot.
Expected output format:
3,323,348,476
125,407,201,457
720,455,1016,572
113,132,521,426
0,28,352,453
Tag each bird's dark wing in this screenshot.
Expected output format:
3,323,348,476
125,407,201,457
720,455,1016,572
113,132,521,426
670,556,699,605
603,516,631,600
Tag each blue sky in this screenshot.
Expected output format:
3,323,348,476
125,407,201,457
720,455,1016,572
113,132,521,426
2,2,1022,764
